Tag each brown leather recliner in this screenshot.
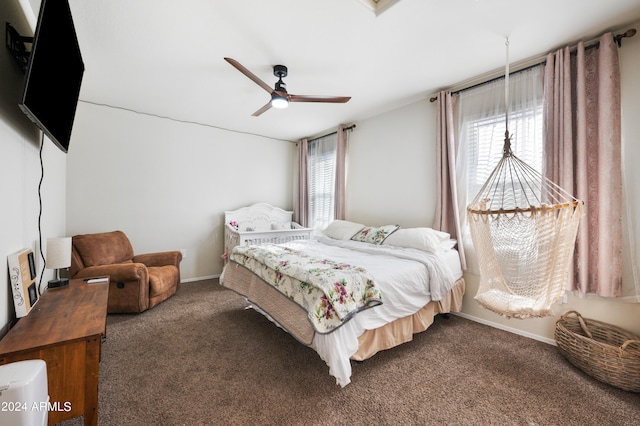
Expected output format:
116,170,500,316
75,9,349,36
70,230,182,313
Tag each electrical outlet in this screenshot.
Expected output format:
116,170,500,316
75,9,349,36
180,249,187,259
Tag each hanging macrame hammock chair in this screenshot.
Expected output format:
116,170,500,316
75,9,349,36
467,40,584,319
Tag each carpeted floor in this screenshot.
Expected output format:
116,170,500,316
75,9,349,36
59,279,639,425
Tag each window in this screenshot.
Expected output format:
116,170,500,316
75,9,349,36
307,133,338,231
455,66,544,268
465,104,544,202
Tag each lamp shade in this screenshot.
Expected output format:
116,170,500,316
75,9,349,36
46,237,72,269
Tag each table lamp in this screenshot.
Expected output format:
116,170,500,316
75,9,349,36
46,237,72,288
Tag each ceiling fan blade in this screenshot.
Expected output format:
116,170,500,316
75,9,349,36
289,94,351,103
252,101,273,117
224,57,273,94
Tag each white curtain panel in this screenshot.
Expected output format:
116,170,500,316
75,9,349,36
454,65,545,274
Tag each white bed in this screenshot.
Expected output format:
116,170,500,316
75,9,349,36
220,221,464,387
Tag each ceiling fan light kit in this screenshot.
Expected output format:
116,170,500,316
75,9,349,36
271,92,289,109
224,57,351,116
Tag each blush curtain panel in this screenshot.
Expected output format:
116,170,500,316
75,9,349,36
543,32,623,298
434,91,467,270
334,125,348,222
295,138,309,227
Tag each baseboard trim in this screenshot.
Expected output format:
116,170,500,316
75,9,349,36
453,312,557,346
181,274,220,283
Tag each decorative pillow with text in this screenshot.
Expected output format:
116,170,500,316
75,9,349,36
351,225,400,245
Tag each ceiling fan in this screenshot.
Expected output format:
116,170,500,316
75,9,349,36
224,57,351,117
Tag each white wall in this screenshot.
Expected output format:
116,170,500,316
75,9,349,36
1,0,66,336
347,30,640,341
347,100,437,227
66,102,296,280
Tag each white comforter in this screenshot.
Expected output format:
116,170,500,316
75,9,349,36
276,236,460,387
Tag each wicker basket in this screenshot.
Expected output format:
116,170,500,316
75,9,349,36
554,310,640,392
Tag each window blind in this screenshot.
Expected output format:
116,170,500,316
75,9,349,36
307,133,338,230
459,66,545,207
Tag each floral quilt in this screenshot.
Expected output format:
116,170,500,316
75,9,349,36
230,244,382,333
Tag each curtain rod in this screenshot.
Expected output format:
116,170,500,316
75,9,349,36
308,124,356,140
429,27,636,103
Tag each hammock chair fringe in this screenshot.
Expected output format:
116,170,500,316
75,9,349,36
468,200,582,216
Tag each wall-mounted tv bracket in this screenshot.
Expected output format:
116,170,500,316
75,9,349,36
6,22,33,73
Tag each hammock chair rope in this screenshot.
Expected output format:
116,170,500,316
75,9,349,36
467,132,584,318
467,39,584,319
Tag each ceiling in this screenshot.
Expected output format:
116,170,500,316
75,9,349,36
25,0,640,142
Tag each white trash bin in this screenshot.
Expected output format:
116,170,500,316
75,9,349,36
0,360,48,426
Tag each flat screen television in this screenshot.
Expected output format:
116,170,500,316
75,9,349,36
19,0,85,153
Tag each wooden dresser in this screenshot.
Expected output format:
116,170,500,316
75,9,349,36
0,278,109,425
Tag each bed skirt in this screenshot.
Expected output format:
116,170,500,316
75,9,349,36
351,277,465,360
221,261,464,355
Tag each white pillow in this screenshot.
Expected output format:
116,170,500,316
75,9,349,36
322,220,365,240
440,238,458,251
384,227,452,253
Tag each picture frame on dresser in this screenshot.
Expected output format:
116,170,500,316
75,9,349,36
7,248,39,318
